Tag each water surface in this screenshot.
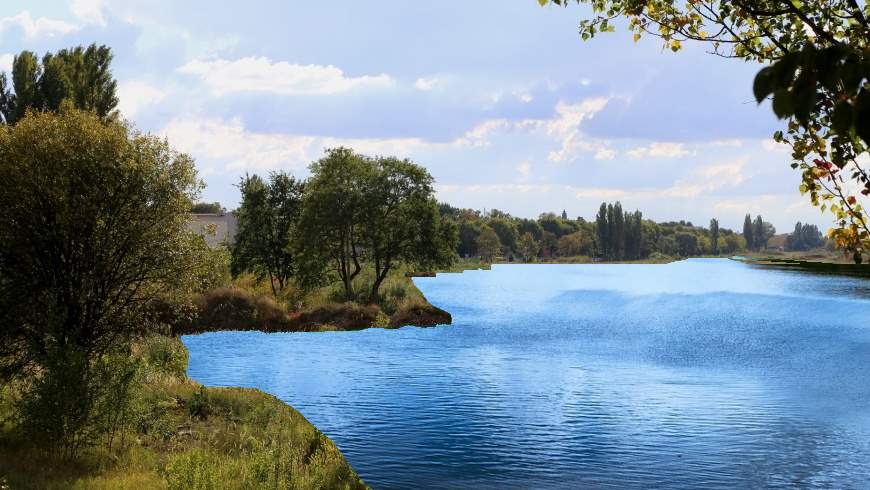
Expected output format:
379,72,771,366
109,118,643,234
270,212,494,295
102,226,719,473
184,259,870,489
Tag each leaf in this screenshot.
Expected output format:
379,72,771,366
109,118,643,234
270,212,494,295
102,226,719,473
772,89,794,119
753,67,774,103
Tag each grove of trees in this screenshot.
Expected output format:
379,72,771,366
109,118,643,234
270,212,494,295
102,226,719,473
235,148,459,302
440,201,753,262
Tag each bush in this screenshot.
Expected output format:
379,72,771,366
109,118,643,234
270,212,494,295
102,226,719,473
179,288,291,334
286,303,380,332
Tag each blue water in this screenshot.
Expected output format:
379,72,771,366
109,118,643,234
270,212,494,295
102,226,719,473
184,259,870,489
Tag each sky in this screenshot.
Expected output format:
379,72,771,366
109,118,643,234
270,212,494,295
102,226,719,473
0,0,831,232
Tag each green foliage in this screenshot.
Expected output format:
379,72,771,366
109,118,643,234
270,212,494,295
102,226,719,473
476,226,502,262
295,148,456,301
710,218,720,255
0,109,202,453
0,44,117,125
232,172,303,296
786,222,825,251
540,0,870,262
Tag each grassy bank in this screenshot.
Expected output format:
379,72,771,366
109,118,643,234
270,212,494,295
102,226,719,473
0,336,368,490
165,264,455,337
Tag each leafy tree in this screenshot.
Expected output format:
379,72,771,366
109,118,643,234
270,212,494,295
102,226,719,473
518,219,544,241
518,232,540,261
743,214,755,251
232,172,303,296
0,109,201,452
296,148,456,300
675,232,699,257
458,221,481,258
540,0,870,262
477,227,502,262
561,209,568,220
0,44,118,125
595,202,609,257
489,218,518,253
710,218,720,255
786,222,825,251
359,156,457,301
557,231,592,257
295,148,368,298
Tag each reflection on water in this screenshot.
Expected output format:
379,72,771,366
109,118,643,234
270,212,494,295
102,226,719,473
184,259,870,489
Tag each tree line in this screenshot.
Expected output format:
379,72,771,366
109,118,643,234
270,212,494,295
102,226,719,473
434,201,760,262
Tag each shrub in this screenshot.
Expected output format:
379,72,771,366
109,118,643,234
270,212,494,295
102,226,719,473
181,288,291,334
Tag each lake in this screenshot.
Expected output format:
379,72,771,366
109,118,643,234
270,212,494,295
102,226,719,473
184,259,870,489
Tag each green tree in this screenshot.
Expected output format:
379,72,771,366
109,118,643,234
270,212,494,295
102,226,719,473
359,156,457,301
477,226,502,262
743,214,755,251
557,231,592,257
540,0,870,262
595,202,609,258
489,218,518,254
675,232,699,257
0,109,201,452
232,172,303,296
753,215,767,250
295,148,368,298
710,218,720,255
0,44,118,125
518,232,540,262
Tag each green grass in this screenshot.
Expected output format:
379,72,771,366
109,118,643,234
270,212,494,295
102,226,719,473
0,336,368,490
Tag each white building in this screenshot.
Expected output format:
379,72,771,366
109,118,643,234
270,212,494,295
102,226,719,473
187,212,238,247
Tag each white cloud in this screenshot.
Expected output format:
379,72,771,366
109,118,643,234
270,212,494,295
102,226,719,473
711,139,744,147
663,158,749,198
594,148,616,161
161,117,317,172
117,81,167,117
160,117,449,174
627,142,691,159
71,0,107,26
516,161,531,181
0,11,78,39
414,77,439,91
543,98,610,162
513,91,533,103
178,57,395,96
0,54,13,73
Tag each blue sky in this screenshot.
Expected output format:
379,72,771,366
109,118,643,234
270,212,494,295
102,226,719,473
0,0,828,231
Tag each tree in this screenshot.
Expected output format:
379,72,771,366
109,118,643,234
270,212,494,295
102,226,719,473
0,44,118,125
0,109,201,452
541,0,870,262
557,231,592,257
477,227,502,262
786,222,825,251
458,221,481,258
595,202,609,258
675,232,699,257
296,148,456,301
358,156,457,301
232,172,303,296
295,148,368,299
743,214,755,251
489,218,518,254
561,209,568,220
710,218,720,255
518,232,540,262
